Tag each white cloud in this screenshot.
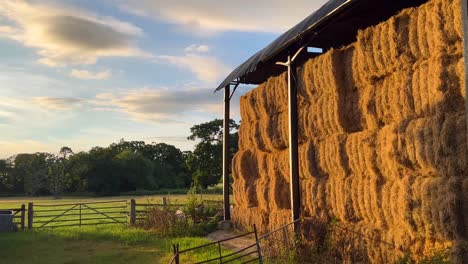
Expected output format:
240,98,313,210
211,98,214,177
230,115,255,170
120,0,328,34
33,97,84,110
70,69,111,80
0,0,150,67
184,44,210,53
95,87,235,123
156,54,230,83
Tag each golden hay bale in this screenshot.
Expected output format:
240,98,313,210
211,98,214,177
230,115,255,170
337,44,365,132
232,206,270,232
232,149,259,208
301,179,330,220
233,0,467,262
298,140,321,180
299,49,348,137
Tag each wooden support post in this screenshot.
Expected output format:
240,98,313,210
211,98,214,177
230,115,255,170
223,84,231,221
27,203,33,230
463,0,468,148
458,1,468,261
79,204,82,227
287,55,301,231
163,197,167,207
20,204,25,231
130,199,136,226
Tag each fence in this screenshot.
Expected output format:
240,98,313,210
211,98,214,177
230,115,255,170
0,205,26,230
30,200,128,228
133,199,223,226
133,198,185,224
256,219,299,263
1,197,222,230
170,225,262,264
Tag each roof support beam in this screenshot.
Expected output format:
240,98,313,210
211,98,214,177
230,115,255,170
277,49,303,233
287,56,300,232
223,84,231,221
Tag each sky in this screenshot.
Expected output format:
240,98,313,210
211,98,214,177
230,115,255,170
0,0,327,158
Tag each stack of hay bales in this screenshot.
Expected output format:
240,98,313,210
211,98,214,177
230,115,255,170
232,0,467,262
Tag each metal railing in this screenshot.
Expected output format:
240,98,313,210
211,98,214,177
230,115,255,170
170,225,262,264
256,219,300,262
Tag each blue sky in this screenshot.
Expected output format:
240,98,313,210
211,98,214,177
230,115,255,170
0,0,327,158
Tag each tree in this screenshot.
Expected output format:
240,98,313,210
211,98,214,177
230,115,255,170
59,146,73,159
0,159,11,193
85,147,122,195
13,153,53,196
46,147,74,198
187,119,239,189
66,152,90,193
47,158,66,198
115,150,154,191
148,143,191,189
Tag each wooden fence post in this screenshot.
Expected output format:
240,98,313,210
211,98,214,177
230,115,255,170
130,199,136,226
163,196,167,207
20,204,25,231
27,203,33,230
79,203,82,227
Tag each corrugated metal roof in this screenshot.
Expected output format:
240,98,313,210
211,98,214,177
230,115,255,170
215,0,427,92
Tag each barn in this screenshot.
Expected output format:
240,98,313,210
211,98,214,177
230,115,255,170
216,0,468,262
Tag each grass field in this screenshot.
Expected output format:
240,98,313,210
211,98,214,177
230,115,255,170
0,224,218,264
0,195,238,264
0,194,224,208
0,194,225,229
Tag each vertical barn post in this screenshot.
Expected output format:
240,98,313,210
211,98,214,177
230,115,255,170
463,0,468,148
130,199,136,226
458,1,468,261
27,203,33,230
287,55,301,231
223,84,231,221
20,204,25,230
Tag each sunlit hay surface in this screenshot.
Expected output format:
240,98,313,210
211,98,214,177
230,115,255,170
232,0,467,262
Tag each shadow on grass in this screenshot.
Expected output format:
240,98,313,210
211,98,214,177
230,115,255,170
0,225,213,264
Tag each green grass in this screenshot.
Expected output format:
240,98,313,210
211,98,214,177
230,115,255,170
0,224,253,264
0,194,224,208
0,194,224,228
0,225,216,264
0,195,253,264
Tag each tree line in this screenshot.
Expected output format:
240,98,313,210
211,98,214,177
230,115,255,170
0,119,239,196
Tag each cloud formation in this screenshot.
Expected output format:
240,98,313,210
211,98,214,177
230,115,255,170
70,69,111,80
120,0,328,33
33,97,84,110
156,54,230,83
0,0,149,67
95,87,234,123
184,44,210,53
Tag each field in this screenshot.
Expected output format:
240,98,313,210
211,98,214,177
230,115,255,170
0,195,229,264
0,194,224,208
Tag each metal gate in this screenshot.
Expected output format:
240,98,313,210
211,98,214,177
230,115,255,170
32,200,128,228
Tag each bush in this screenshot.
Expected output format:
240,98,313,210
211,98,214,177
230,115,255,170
137,193,221,237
